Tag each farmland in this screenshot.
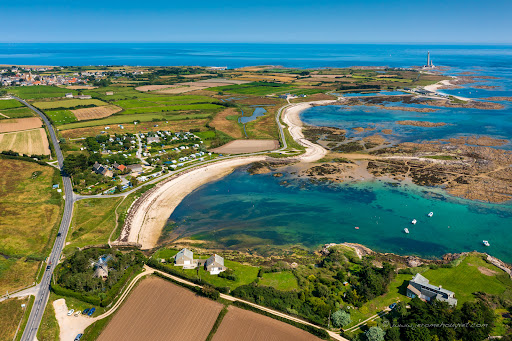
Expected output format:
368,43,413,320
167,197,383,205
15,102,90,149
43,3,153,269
32,99,107,110
0,297,30,341
0,158,63,293
211,306,323,341
0,128,51,156
44,110,77,125
0,107,36,119
209,81,295,95
72,105,122,121
96,277,223,341
0,99,23,110
0,117,43,133
8,86,77,99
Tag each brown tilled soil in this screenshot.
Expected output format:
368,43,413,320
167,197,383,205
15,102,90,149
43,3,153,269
210,107,243,138
135,84,176,92
212,306,322,341
97,277,223,341
72,105,122,121
0,117,43,133
211,139,279,154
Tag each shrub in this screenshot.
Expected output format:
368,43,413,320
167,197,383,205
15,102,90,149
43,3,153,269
331,309,351,328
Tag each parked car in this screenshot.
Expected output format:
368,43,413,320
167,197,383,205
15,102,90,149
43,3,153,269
87,308,96,316
74,333,83,341
67,309,74,316
389,303,397,310
74,311,81,317
82,308,89,315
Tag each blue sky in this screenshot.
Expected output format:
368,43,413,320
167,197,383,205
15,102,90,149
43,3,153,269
2,0,511,43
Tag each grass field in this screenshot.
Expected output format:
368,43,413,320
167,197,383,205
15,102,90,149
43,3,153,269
0,107,35,119
8,86,77,99
0,128,51,156
209,82,295,96
0,297,29,341
259,271,299,291
0,158,63,292
0,257,39,295
0,99,23,110
33,99,107,109
44,110,77,125
421,254,512,305
58,112,212,130
66,197,123,252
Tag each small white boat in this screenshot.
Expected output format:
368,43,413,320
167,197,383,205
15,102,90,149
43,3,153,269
411,219,417,225
404,228,409,234
427,212,433,217
483,240,490,247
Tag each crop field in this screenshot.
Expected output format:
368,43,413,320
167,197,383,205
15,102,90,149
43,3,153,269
0,107,35,119
0,158,62,292
0,99,23,110
211,306,322,341
45,110,77,125
0,117,43,133
208,82,295,95
97,277,223,341
0,128,51,155
32,99,107,109
58,112,212,130
72,105,122,121
8,86,77,99
120,103,222,115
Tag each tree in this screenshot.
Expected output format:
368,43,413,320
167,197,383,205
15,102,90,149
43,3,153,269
331,309,351,328
366,326,385,341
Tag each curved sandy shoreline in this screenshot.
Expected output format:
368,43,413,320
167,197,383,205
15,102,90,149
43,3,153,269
119,101,333,249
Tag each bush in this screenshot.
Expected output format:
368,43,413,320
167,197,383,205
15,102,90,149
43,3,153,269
366,326,385,341
201,285,220,300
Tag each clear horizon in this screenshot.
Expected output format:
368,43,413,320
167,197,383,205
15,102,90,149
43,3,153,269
2,0,511,44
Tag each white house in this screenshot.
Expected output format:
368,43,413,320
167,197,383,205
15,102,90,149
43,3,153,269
174,248,197,269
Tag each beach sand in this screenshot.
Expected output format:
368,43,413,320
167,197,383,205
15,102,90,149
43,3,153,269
122,157,266,249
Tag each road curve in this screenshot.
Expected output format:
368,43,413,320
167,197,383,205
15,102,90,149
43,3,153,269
12,96,75,341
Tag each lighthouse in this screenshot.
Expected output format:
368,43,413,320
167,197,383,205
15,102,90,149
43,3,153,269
427,51,430,67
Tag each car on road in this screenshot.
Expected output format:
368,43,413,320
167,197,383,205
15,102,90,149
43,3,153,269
67,309,74,316
82,308,89,315
87,308,95,316
57,232,61,237
74,334,83,341
389,303,397,310
46,265,51,270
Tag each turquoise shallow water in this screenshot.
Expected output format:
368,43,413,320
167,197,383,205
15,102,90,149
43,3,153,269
170,170,512,262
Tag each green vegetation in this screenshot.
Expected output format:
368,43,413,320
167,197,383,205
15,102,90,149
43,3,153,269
0,297,30,341
0,107,35,119
37,297,59,341
8,86,76,99
209,82,295,96
0,158,63,293
44,109,77,125
33,99,107,109
0,99,23,110
53,248,145,307
423,154,457,160
420,254,512,305
67,197,123,251
205,305,229,341
259,271,299,290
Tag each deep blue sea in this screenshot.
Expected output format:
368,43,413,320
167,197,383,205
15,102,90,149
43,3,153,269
3,43,511,260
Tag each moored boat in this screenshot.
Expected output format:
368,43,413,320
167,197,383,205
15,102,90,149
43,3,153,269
411,219,417,225
428,212,433,217
404,228,409,234
483,240,490,247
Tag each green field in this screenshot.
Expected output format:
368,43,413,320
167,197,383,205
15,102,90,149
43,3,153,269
32,99,107,109
259,271,299,290
0,297,30,341
209,82,295,95
66,197,123,251
58,112,212,130
420,254,512,305
120,103,222,115
0,107,35,119
0,99,23,110
44,110,77,125
8,86,76,99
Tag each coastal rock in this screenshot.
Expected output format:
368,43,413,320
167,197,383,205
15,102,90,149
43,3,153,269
396,120,447,128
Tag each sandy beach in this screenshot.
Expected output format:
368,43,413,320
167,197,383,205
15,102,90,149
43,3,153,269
281,100,335,162
121,157,266,249
424,78,470,101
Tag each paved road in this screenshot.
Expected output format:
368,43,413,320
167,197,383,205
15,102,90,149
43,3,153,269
12,96,75,341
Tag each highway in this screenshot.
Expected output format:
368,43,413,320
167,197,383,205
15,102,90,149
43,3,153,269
12,96,75,341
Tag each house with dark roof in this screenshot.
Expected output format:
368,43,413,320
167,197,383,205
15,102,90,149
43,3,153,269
205,254,226,275
92,161,113,177
174,248,197,269
407,273,457,306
